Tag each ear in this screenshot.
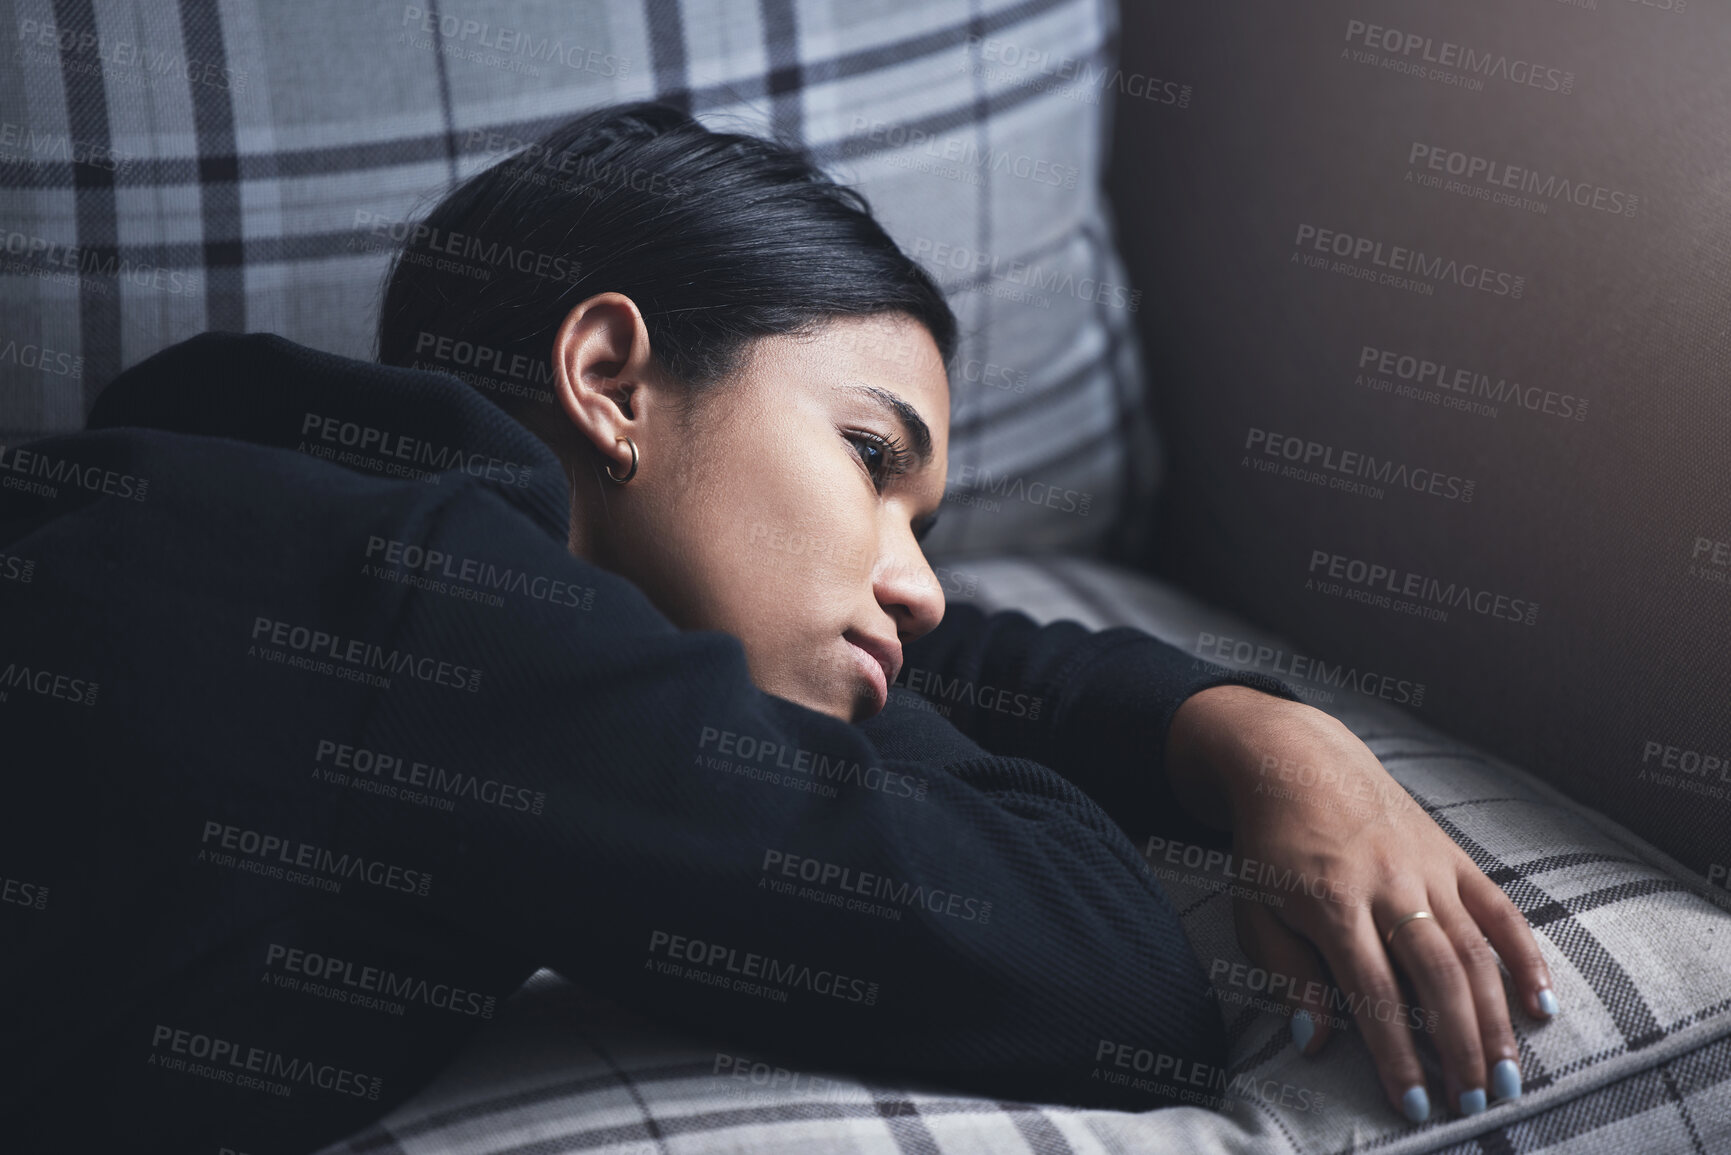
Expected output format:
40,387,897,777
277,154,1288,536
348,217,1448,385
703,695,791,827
550,291,659,478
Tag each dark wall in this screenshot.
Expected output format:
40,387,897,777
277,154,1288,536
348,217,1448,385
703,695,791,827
1107,0,1730,878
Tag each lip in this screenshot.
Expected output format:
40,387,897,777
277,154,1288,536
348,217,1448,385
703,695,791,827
843,630,903,716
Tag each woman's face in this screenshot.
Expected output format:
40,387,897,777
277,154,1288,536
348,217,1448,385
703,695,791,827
554,301,951,723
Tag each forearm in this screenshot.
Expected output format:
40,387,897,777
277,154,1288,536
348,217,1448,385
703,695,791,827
3,481,1235,1119
1166,683,1365,834
1166,683,1282,831
368,499,1240,1107
901,600,1304,840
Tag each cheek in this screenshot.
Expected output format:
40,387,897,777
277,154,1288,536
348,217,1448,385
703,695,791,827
662,438,870,714
687,435,879,651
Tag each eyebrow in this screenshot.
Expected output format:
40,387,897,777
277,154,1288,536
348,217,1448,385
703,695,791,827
836,382,942,542
838,383,935,468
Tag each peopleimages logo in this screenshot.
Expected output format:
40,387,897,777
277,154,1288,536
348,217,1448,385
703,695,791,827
945,463,1092,517
892,664,1043,719
0,443,148,502
697,726,928,800
909,236,1141,312
200,819,435,897
411,331,557,401
0,337,82,379
0,226,199,294
148,1025,380,1100
0,119,134,176
399,5,627,76
350,210,583,284
1342,18,1575,94
1091,1040,1330,1113
263,942,498,1019
16,19,247,93
759,849,992,923
961,34,1192,106
851,116,1081,188
1192,631,1426,708
1407,143,1637,218
1693,536,1730,567
1244,426,1476,503
249,616,485,693
647,929,880,1005
363,535,594,611
0,658,99,706
1688,534,1730,589
299,412,535,488
1293,224,1525,298
1307,550,1540,626
1357,345,1588,422
1,871,49,911
312,737,547,816
1637,738,1731,804
0,551,34,583
1142,835,1374,910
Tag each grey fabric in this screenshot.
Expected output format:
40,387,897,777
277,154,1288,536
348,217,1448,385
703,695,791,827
313,557,1731,1155
1105,0,1731,879
0,0,1158,559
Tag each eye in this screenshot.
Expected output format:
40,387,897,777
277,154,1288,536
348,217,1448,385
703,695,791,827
844,428,912,491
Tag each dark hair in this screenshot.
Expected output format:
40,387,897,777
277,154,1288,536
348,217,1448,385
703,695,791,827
376,101,957,451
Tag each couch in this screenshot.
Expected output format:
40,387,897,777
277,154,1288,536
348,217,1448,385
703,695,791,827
2,2,1726,1152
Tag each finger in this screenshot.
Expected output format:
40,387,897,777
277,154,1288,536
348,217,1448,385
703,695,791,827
1234,899,1334,1056
1304,903,1432,1123
1434,890,1523,1106
1457,864,1558,1021
1381,897,1485,1118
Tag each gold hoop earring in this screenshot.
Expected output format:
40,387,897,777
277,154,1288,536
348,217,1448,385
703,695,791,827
605,436,639,484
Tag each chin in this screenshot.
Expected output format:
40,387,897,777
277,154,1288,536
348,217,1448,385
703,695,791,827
795,679,875,724
848,694,884,725
761,676,852,724
755,654,874,723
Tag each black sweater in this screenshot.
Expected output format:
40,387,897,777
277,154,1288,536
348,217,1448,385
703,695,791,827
0,333,1299,1154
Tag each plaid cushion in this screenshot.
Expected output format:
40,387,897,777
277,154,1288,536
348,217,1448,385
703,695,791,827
0,0,1157,559
312,556,1731,1155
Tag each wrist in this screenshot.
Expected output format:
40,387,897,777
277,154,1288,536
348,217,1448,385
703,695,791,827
1165,683,1295,830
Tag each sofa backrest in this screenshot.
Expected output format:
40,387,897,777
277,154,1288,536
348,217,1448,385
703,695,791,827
0,0,1160,561
1105,0,1731,878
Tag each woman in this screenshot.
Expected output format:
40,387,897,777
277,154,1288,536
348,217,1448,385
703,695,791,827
380,101,1553,1123
0,104,1549,1153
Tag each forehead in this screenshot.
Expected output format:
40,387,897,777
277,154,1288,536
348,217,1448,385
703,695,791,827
794,314,951,434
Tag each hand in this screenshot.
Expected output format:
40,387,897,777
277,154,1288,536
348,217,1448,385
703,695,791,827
1165,685,1558,1122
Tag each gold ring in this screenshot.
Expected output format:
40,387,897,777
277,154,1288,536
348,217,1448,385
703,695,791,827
1384,909,1434,948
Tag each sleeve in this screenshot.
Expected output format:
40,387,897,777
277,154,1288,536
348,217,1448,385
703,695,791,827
368,484,1233,1111
0,439,1239,1129
898,599,1305,846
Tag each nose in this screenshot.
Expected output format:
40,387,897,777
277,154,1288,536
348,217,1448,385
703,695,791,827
873,524,946,644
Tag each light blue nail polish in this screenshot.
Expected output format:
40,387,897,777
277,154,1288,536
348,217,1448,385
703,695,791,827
1537,988,1559,1017
1402,1085,1430,1123
1290,1010,1314,1051
1459,1088,1487,1116
1492,1059,1523,1101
